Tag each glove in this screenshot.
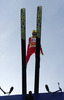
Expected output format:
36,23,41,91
41,51,43,55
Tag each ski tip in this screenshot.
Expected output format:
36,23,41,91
21,8,26,12
37,6,42,8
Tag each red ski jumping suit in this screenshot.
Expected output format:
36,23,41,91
26,36,43,65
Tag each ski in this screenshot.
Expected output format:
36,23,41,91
34,6,42,93
21,8,27,94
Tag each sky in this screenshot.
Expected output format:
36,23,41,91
0,0,64,95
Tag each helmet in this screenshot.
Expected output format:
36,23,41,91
32,30,36,35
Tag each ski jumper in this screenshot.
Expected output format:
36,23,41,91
26,36,43,65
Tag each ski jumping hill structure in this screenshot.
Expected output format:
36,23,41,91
0,92,64,100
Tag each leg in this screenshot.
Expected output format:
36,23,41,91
26,48,33,65
26,47,36,65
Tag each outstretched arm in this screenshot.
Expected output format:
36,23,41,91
27,44,30,51
27,37,31,53
40,45,44,55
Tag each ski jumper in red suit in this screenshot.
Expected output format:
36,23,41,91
26,36,43,65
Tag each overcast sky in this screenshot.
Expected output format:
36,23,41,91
0,0,64,95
